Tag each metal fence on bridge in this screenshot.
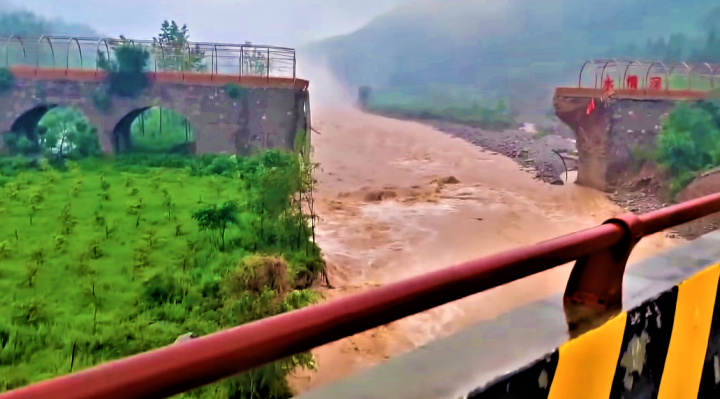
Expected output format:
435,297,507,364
578,59,720,91
0,34,297,80
2,187,720,398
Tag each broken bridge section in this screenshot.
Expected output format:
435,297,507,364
0,67,310,155
552,59,720,192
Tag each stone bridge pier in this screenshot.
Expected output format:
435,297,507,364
553,88,708,192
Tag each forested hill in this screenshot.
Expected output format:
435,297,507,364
305,0,720,92
0,7,99,36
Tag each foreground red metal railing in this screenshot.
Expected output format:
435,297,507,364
4,193,720,399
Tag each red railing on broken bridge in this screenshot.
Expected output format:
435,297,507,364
3,193,720,399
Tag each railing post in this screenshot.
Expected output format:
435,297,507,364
563,213,644,336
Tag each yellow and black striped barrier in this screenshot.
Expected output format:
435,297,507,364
470,264,720,399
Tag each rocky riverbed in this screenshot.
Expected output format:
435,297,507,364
427,121,578,185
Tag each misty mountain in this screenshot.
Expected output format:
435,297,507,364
0,8,99,36
0,7,101,70
306,0,718,93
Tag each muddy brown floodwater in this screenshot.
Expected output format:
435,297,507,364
289,107,679,394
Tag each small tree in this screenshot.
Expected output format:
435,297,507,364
152,20,205,72
126,197,146,228
192,201,239,251
24,263,39,287
122,173,133,187
132,246,152,281
28,203,41,225
72,178,84,197
54,234,67,251
0,240,12,259
60,203,78,234
88,238,104,259
104,220,119,239
97,192,110,209
142,229,159,248
163,194,175,220
83,278,104,334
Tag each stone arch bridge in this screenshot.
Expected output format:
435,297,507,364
0,35,310,155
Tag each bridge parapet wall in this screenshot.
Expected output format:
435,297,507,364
297,231,720,399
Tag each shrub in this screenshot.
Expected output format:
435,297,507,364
98,44,150,97
0,156,39,176
0,68,14,93
142,274,184,307
224,83,246,99
224,256,291,296
656,102,720,176
1,132,18,153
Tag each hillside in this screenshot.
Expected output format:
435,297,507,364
306,0,718,102
0,7,99,36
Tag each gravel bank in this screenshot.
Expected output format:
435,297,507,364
427,121,578,185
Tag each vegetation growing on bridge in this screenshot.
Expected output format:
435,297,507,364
0,68,14,94
152,20,206,73
97,39,151,98
0,150,323,398
95,21,208,101
224,83,248,99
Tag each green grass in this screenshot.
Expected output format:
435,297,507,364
0,155,321,397
366,85,515,130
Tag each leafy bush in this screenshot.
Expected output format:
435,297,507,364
0,156,39,176
224,83,247,99
98,43,150,97
0,68,14,93
655,101,720,195
656,102,720,175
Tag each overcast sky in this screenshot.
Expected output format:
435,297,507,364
10,0,409,46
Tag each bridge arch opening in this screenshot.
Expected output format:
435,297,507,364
112,107,196,154
3,105,101,157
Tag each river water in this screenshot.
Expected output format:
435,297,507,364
289,106,678,393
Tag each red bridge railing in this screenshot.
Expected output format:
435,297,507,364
3,193,720,399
